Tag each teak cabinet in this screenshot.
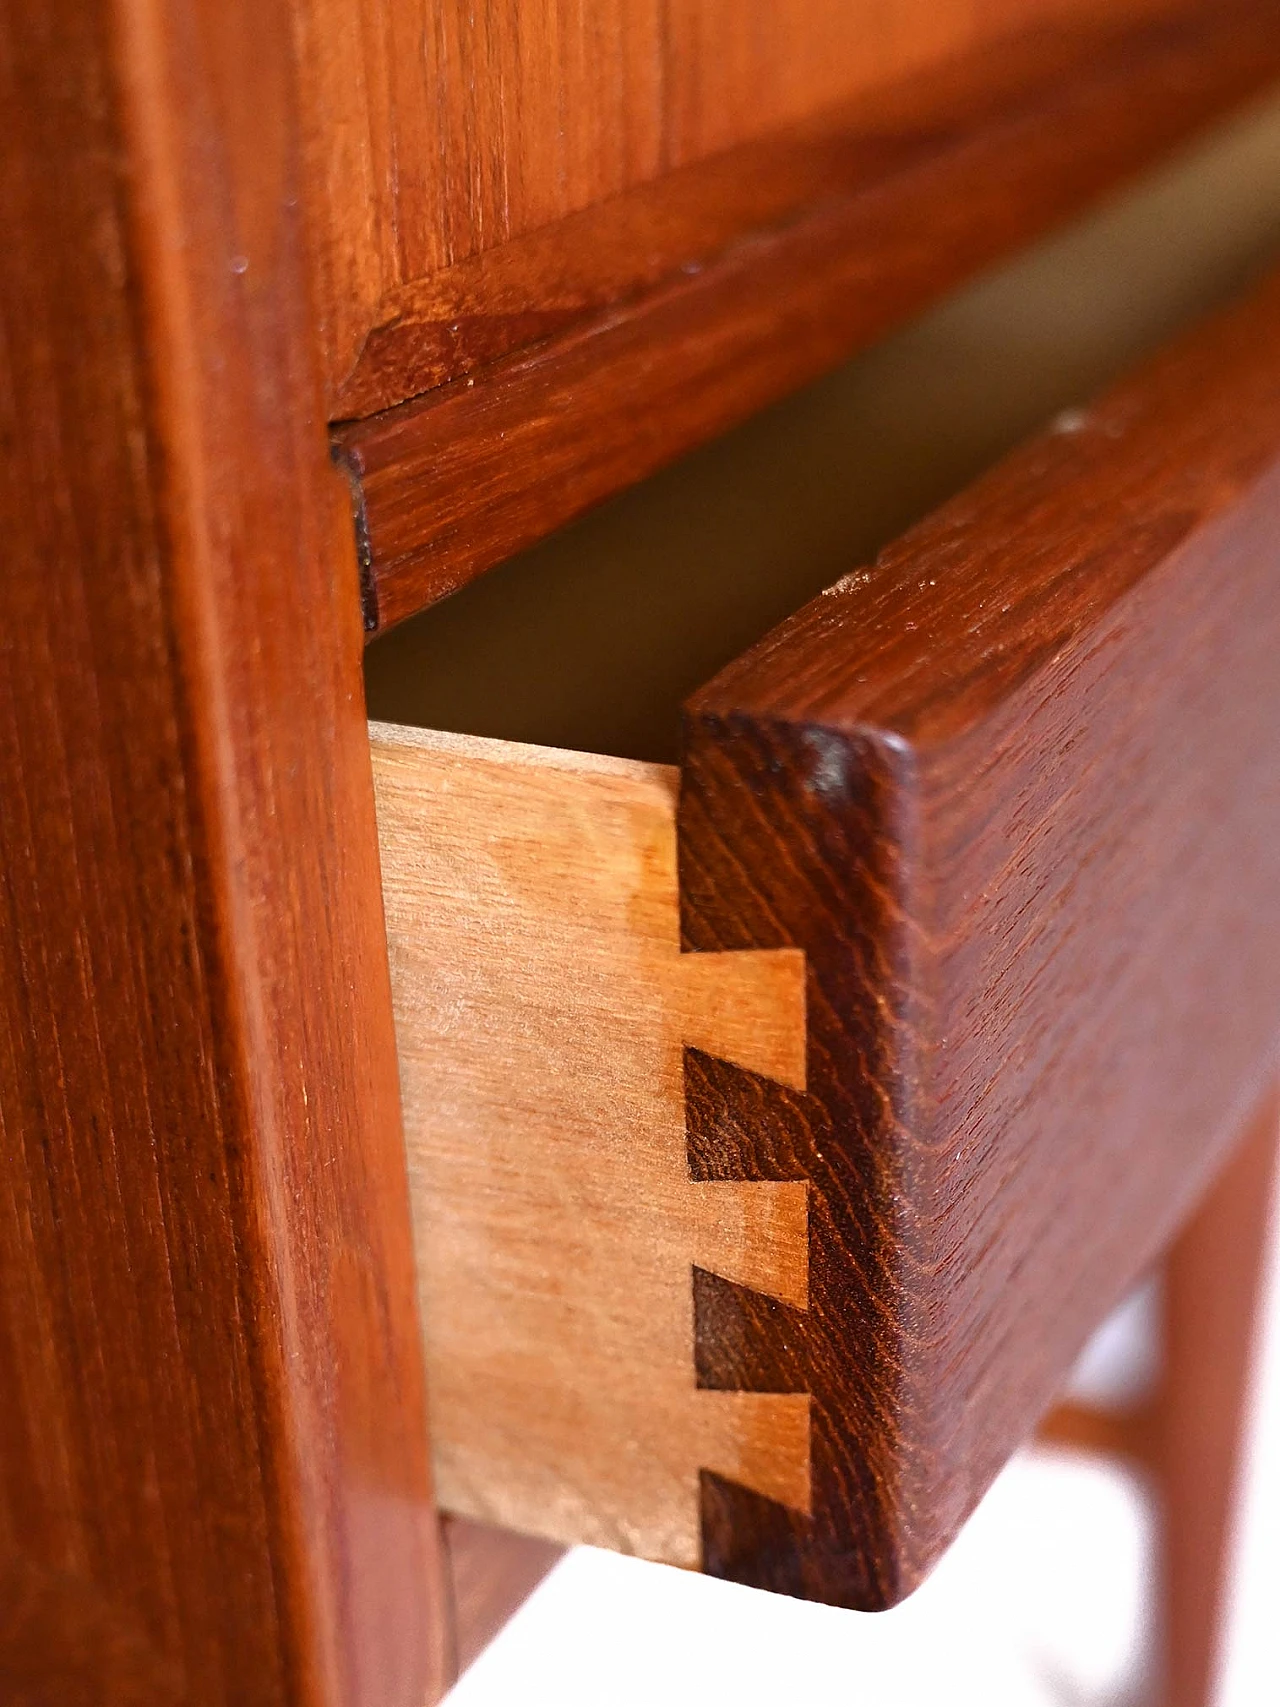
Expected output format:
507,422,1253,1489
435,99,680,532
4,1,1280,1705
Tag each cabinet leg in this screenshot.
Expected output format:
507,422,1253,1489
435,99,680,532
1156,1084,1279,1707
442,1517,565,1682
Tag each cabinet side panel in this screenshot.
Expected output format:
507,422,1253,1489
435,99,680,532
0,0,449,1700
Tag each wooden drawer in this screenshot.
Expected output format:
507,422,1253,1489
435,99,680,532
371,259,1280,1612
9,0,1280,1698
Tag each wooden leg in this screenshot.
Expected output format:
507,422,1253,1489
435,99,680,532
1156,1084,1279,1707
442,1517,565,1681
1036,1085,1278,1705
1037,1399,1156,1465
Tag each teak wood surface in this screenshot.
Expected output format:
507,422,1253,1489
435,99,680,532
334,0,1280,634
302,0,1169,418
678,262,1280,1607
1158,1089,1279,1707
0,0,447,1702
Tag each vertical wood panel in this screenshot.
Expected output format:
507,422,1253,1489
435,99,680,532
0,0,449,1700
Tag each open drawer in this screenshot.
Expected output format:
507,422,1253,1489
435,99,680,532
370,261,1280,1612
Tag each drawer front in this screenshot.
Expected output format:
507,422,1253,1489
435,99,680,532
301,0,1189,419
333,2,1280,631
373,262,1280,1609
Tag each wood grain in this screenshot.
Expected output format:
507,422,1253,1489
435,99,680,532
677,262,1280,1608
335,0,1280,631
0,0,447,1700
302,0,1169,414
372,725,809,1565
